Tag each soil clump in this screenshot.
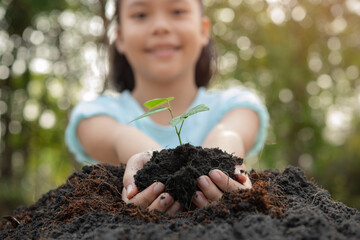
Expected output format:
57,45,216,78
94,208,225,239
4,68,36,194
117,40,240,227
1,146,359,239
134,144,243,209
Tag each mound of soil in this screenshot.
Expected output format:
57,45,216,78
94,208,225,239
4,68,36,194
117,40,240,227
134,144,243,209
1,150,359,239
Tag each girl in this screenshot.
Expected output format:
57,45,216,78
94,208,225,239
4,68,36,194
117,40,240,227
65,0,269,215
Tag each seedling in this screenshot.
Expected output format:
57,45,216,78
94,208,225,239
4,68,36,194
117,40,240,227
129,97,209,145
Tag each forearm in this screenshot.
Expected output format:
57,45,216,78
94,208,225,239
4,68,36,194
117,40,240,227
77,116,162,165
202,125,246,158
202,108,259,158
113,126,162,164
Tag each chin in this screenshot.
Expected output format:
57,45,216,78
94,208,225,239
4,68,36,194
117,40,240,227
149,70,184,81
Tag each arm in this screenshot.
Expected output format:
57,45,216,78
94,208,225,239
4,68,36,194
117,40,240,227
193,108,259,208
77,115,162,165
202,108,259,157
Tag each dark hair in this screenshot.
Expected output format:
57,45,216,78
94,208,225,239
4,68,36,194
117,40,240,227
108,0,217,92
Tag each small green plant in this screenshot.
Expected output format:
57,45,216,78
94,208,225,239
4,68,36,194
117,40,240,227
129,97,209,145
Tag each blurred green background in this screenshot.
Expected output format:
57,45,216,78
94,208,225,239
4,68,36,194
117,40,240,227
0,0,359,216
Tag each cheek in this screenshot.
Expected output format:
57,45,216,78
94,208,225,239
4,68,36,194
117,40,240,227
182,29,205,51
177,21,204,44
123,28,142,41
122,31,144,53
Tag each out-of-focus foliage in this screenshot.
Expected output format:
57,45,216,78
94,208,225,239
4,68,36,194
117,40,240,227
0,0,359,216
0,0,109,216
206,0,360,209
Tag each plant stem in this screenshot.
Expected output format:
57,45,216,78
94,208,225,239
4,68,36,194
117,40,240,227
178,120,184,135
177,121,185,145
167,100,183,145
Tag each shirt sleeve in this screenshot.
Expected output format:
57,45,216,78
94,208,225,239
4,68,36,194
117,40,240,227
217,88,269,157
65,96,121,164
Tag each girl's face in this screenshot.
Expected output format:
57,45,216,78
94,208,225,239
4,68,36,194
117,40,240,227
116,0,210,85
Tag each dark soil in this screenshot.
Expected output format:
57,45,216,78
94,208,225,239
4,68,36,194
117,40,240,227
134,144,243,209
1,147,359,239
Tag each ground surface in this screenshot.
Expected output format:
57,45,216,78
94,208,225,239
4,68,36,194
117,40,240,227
0,156,359,239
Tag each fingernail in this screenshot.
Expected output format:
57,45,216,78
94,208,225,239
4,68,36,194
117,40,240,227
153,182,165,195
160,193,173,207
126,184,134,198
198,176,209,189
236,174,246,184
173,202,182,212
209,169,222,182
167,201,182,216
194,192,208,205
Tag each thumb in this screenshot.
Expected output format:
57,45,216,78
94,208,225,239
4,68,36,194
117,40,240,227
123,151,152,199
234,164,251,188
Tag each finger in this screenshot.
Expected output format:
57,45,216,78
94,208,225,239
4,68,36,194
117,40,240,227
148,193,174,212
193,191,210,208
125,180,139,200
123,182,165,207
236,174,247,184
123,152,152,199
166,201,182,216
234,165,252,188
197,175,223,201
209,169,249,192
237,173,252,189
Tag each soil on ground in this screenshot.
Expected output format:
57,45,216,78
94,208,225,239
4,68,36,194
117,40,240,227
1,146,359,239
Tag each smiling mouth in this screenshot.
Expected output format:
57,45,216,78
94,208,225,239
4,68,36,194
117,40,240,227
147,46,181,57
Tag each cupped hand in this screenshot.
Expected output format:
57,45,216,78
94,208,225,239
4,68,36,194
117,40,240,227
193,164,252,208
121,151,181,215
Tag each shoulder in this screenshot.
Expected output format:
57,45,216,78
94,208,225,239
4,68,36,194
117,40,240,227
69,91,132,121
200,86,269,129
200,87,265,107
73,91,129,110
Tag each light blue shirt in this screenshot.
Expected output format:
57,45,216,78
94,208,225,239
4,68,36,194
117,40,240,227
65,87,269,164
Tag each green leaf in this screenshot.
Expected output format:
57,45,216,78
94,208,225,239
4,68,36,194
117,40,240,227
182,104,210,118
143,97,174,110
129,107,168,123
169,104,210,127
169,116,183,127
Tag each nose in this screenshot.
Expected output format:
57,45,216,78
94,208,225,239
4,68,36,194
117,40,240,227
151,13,171,36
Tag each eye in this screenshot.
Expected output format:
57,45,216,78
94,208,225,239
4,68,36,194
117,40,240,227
132,12,147,19
172,9,187,16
